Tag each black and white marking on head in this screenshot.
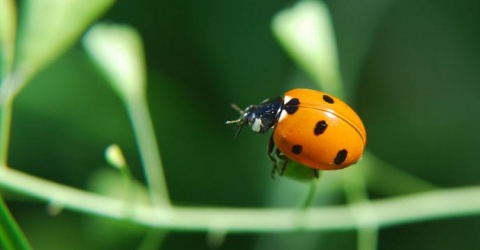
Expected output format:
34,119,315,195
334,149,348,165
291,145,303,155
236,96,284,134
314,120,327,135
251,117,263,132
323,95,334,104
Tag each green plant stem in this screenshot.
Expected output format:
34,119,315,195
0,100,13,166
342,169,378,250
0,0,16,166
301,179,319,209
0,166,479,232
0,196,32,250
127,97,170,208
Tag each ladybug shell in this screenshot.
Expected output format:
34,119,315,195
273,89,367,170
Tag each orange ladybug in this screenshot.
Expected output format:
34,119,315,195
226,89,366,177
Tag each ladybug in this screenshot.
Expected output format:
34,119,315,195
226,88,366,178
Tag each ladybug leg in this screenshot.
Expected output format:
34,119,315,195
312,169,320,178
268,134,288,178
267,134,278,178
270,167,277,179
277,148,288,176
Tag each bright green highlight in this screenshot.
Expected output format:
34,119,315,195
272,1,344,98
84,24,146,102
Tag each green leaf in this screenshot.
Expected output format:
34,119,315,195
272,1,344,98
83,23,146,103
0,197,32,250
4,0,116,100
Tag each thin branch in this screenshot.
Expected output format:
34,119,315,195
0,166,479,233
0,101,13,166
127,97,170,208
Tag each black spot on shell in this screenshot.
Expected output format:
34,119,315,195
323,95,334,104
284,98,300,114
314,120,327,135
286,98,300,106
284,106,298,115
334,149,348,165
292,145,303,155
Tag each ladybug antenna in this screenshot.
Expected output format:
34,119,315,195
225,103,246,137
229,103,243,114
225,104,244,124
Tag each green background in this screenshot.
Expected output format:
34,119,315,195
6,0,480,249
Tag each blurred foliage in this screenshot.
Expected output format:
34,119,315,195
2,0,480,249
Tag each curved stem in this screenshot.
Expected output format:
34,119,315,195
0,166,479,232
342,169,378,250
300,178,319,209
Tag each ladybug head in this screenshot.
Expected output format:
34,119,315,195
226,97,284,137
225,103,255,137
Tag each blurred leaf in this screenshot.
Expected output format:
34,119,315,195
87,168,149,204
4,0,115,100
272,1,344,98
280,161,319,183
0,197,32,250
83,23,146,103
0,0,16,77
